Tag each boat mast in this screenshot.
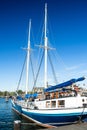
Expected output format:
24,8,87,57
26,19,31,94
44,3,48,88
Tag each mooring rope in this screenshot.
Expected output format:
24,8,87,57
78,105,86,122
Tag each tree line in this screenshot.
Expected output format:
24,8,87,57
0,90,24,97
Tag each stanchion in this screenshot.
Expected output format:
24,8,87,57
14,120,21,130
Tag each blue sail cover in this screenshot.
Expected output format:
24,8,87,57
17,96,23,100
25,93,38,99
44,77,85,92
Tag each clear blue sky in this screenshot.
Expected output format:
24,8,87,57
0,0,87,91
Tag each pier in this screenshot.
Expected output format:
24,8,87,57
14,120,87,130
40,123,87,130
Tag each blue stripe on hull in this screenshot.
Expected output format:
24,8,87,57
22,110,87,125
12,103,22,113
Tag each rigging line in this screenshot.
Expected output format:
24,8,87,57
48,51,58,84
32,50,44,90
35,21,45,72
35,25,44,69
30,55,35,82
16,53,27,92
36,16,44,43
31,26,36,46
52,50,68,70
35,43,43,71
51,50,73,79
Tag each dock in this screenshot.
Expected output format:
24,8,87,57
14,120,87,130
39,122,87,130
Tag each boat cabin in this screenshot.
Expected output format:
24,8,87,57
34,88,87,110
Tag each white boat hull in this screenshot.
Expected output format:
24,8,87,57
12,100,87,127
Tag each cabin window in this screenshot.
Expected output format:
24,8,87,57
82,99,84,102
46,101,51,108
45,93,50,100
58,100,65,108
51,101,56,108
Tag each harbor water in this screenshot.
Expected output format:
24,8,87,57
0,97,21,130
0,98,40,130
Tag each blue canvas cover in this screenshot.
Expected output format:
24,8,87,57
16,96,23,100
25,93,38,98
44,77,85,92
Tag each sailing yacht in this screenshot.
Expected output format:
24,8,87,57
12,3,87,128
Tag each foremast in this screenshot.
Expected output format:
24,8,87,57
26,19,31,94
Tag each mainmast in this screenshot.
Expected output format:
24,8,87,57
44,3,48,88
25,19,31,94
